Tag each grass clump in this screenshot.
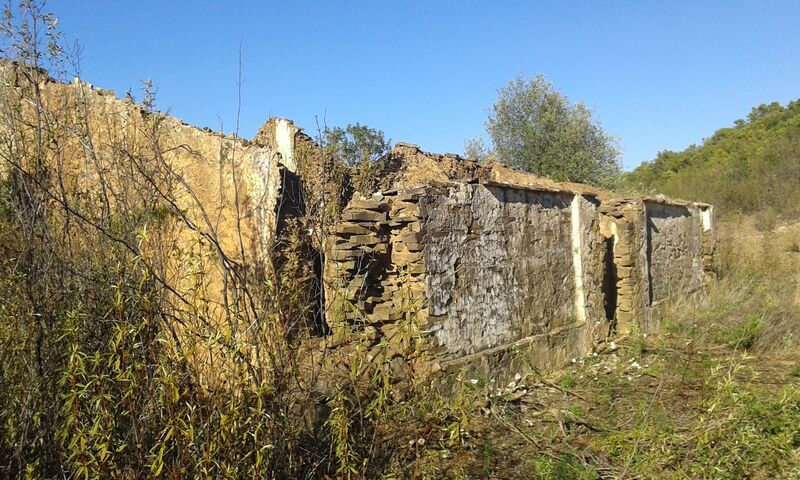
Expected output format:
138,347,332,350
689,383,800,478
716,314,763,350
529,454,600,480
556,372,576,389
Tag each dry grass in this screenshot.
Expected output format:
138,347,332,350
703,217,800,352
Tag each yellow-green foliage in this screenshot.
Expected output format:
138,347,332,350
624,100,800,218
593,371,800,479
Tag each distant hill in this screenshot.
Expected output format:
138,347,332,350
624,100,800,218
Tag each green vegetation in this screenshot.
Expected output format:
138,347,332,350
477,74,621,186
323,123,390,194
556,372,576,389
323,123,391,167
0,5,439,477
625,99,800,218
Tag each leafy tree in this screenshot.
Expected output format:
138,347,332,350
463,136,491,163
486,74,621,185
323,123,390,166
624,99,800,218
322,123,390,194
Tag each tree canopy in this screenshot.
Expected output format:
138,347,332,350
624,99,800,218
323,123,390,166
485,74,621,186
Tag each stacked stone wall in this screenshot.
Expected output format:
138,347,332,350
701,206,716,277
323,183,659,382
323,189,430,361
598,199,649,334
644,201,706,305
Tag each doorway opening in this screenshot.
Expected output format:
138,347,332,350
602,236,618,324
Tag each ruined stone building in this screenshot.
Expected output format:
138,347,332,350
0,64,715,382
319,142,715,381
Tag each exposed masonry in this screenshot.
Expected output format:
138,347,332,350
3,66,715,384
316,143,716,382
9,57,715,381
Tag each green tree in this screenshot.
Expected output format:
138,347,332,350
323,122,390,166
624,99,800,218
323,122,391,194
463,136,491,163
486,74,621,185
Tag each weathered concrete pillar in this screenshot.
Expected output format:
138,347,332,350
571,194,588,325
700,205,716,279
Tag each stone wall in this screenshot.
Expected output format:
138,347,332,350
0,64,298,270
0,64,307,382
645,201,705,304
1,65,716,383
598,199,650,334
595,197,715,335
322,190,428,350
323,146,715,381
422,184,578,356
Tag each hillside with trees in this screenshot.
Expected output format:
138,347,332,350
624,100,800,218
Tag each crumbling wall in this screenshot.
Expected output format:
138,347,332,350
419,184,617,380
323,159,715,381
645,201,705,304
575,194,610,347
263,136,718,380
597,197,712,335
598,199,650,334
377,143,488,191
322,190,429,357
322,181,622,381
701,206,716,277
8,63,716,382
0,65,289,269
0,65,305,384
422,184,576,356
324,196,392,334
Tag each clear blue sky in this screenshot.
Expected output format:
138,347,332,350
48,0,800,170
